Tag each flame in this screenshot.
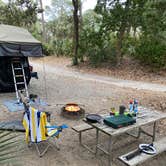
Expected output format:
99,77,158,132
65,105,80,112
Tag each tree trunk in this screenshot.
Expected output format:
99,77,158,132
116,0,130,65
72,0,79,65
39,0,46,43
116,28,125,65
78,0,84,62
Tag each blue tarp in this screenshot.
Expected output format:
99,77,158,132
3,99,48,112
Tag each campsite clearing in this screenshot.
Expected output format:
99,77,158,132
0,56,165,166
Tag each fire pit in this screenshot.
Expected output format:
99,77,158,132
61,103,85,119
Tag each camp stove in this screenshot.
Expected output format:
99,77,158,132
61,103,85,119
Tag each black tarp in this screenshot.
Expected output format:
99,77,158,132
0,43,42,57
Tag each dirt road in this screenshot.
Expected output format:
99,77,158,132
31,59,166,93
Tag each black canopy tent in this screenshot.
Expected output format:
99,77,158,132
0,24,43,92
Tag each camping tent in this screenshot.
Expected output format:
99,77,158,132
0,24,43,92
0,24,42,57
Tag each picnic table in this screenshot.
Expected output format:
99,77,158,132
83,106,166,166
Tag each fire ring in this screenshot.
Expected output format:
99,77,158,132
61,103,85,119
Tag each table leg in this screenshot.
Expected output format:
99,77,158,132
108,137,113,166
135,121,157,142
126,127,141,139
95,129,99,155
79,132,82,145
152,121,157,142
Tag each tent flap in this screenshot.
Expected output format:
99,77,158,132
0,43,42,57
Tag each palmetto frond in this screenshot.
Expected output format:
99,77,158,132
0,130,25,166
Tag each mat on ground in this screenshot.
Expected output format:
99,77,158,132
3,99,48,112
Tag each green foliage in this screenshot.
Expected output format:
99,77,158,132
134,37,166,68
45,0,73,21
42,43,54,56
43,0,166,68
62,39,73,56
0,0,38,28
52,39,72,56
42,38,72,56
0,0,4,6
122,36,137,56
79,10,117,66
30,23,42,42
86,0,165,68
87,46,117,67
0,0,165,69
45,0,73,56
142,0,166,36
132,0,166,68
95,0,147,62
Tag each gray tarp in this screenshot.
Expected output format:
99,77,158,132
0,24,42,57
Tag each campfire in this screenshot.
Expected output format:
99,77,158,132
61,103,85,119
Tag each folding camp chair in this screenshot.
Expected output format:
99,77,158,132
23,106,68,157
19,92,68,157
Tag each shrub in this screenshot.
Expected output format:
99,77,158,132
134,37,166,68
52,39,72,57
79,28,117,66
42,43,54,56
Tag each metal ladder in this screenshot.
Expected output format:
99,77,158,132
11,58,29,102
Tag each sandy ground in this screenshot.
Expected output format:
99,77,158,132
0,56,166,166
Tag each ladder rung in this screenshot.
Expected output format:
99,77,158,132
14,68,22,70
12,61,21,63
15,75,23,77
11,58,21,60
16,82,25,85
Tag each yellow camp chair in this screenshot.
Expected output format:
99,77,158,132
18,91,68,157
23,106,68,157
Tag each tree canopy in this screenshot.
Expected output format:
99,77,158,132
0,0,165,68
0,0,38,28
